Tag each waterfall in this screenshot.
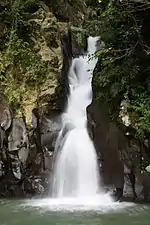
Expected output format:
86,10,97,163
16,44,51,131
23,36,135,211
52,37,102,198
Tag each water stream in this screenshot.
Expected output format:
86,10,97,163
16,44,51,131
21,36,134,212
52,36,101,198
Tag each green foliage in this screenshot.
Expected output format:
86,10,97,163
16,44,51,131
1,0,150,138
129,96,150,137
0,1,54,113
92,0,150,138
0,30,49,111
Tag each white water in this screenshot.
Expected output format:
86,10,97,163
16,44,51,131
52,37,111,202
23,37,135,211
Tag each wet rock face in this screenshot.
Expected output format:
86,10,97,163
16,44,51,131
0,108,52,197
41,114,62,152
7,118,29,180
8,118,29,163
0,160,4,177
0,95,12,131
24,176,45,196
0,91,62,196
87,102,150,201
0,126,5,150
0,96,29,194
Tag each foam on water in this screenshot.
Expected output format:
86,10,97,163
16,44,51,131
23,197,135,212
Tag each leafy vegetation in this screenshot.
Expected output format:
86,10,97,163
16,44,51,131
1,0,150,143
91,0,150,140
0,0,59,115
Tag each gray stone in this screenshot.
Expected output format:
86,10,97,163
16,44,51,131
8,118,29,164
0,161,4,177
41,115,61,151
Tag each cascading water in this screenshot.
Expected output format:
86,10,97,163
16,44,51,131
52,37,103,198
24,36,135,211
